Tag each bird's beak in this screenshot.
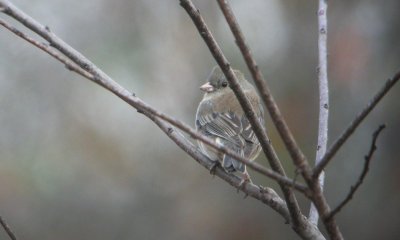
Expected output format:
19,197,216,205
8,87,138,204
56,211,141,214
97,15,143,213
200,82,214,92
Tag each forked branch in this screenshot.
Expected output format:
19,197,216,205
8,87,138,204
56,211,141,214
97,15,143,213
313,73,400,177
327,125,386,219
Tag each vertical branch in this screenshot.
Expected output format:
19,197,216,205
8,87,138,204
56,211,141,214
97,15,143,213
309,0,329,225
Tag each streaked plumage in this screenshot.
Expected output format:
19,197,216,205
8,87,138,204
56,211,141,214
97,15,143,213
196,66,264,181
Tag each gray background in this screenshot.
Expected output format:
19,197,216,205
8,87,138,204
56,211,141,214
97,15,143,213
1,0,399,239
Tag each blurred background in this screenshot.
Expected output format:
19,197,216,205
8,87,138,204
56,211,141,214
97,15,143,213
1,0,399,239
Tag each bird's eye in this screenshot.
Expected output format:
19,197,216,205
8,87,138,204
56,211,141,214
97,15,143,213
221,82,228,87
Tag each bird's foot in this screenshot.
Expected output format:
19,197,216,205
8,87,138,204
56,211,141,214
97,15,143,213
237,172,252,198
258,185,267,193
209,161,220,176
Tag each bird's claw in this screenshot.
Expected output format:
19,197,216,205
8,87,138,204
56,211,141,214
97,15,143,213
258,185,266,193
209,161,219,175
237,175,251,198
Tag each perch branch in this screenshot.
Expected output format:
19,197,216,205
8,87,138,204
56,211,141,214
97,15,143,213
327,125,386,220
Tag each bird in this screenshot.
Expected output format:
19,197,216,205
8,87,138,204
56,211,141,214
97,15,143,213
195,66,264,185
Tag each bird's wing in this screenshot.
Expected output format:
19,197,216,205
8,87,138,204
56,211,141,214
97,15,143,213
196,110,247,172
196,110,244,148
240,102,264,144
240,103,264,160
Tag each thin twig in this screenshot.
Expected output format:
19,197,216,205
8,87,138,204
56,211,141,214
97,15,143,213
327,125,386,220
0,1,306,192
313,72,400,177
309,0,329,226
179,0,305,231
216,0,311,178
0,216,17,240
0,18,94,80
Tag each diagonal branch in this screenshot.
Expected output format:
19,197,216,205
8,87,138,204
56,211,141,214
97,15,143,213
216,0,311,178
0,8,307,193
0,215,17,240
327,125,386,220
313,72,400,177
179,0,305,232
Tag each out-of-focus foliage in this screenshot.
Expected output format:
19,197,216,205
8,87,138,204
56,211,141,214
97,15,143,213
0,0,399,239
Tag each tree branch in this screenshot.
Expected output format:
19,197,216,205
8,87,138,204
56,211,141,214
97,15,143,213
179,0,306,232
327,125,386,220
0,215,17,240
313,71,400,177
309,0,329,226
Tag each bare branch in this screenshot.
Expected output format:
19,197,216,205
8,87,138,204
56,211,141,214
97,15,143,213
328,125,386,219
0,215,17,240
216,0,311,178
313,71,400,177
309,0,329,226
179,0,306,230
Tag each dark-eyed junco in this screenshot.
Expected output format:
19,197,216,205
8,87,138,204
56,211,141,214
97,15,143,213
196,66,264,183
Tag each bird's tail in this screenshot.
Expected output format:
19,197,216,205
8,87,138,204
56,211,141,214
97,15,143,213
222,154,245,173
